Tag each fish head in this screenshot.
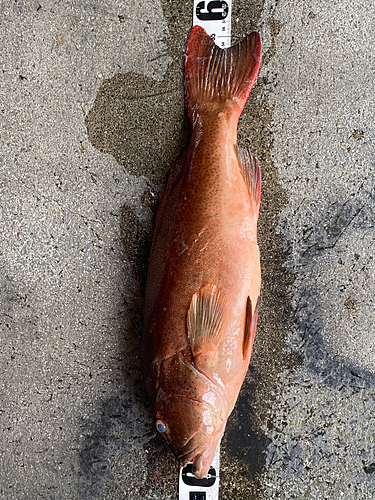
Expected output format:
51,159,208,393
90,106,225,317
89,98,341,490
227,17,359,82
154,353,227,478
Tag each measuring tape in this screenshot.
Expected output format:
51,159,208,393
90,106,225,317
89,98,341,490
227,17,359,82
193,0,232,47
178,4,232,499
178,447,220,500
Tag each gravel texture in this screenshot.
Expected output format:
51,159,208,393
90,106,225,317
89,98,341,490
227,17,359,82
0,0,374,498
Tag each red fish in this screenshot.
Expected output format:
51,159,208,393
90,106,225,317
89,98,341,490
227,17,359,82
143,26,262,479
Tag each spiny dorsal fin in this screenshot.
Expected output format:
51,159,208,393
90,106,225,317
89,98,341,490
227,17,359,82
237,147,261,214
243,295,260,359
187,284,226,355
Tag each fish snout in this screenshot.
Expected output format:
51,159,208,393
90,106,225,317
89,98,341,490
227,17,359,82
191,445,218,479
177,433,219,479
177,433,208,467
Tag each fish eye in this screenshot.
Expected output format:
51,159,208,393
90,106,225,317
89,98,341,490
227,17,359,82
156,419,167,433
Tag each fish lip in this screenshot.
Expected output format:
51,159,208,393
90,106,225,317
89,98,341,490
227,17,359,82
177,443,207,466
177,433,209,466
191,449,214,479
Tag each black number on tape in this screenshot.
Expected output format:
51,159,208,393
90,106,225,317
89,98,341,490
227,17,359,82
196,1,229,21
189,493,206,500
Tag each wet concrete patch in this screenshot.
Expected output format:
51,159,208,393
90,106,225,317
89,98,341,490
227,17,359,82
78,390,153,499
85,70,186,184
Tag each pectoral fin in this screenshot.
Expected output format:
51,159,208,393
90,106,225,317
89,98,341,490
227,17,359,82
237,147,261,215
243,296,260,360
187,284,226,356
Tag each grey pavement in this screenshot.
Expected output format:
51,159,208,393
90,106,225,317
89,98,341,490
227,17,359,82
0,0,374,499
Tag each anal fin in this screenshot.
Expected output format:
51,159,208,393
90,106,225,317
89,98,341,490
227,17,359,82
237,147,261,215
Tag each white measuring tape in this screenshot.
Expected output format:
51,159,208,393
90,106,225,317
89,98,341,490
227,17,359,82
193,0,232,47
178,4,232,499
178,447,220,500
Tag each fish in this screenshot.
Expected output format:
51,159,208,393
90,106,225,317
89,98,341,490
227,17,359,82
142,25,262,479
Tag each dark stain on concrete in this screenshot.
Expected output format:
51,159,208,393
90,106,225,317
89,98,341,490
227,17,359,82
119,204,152,289
78,390,151,499
76,204,157,497
289,275,375,390
85,69,186,184
141,435,179,498
284,197,367,264
280,185,375,381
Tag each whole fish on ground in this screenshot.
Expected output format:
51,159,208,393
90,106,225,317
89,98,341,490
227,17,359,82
143,26,262,479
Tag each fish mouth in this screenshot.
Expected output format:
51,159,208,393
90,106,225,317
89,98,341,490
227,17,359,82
178,444,207,467
177,429,223,479
191,447,217,479
177,434,209,467
178,443,218,479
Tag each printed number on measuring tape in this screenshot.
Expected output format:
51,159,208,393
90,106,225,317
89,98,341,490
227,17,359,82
193,0,232,47
178,447,220,500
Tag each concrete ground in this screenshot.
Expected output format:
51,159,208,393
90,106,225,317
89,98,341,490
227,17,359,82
0,0,374,499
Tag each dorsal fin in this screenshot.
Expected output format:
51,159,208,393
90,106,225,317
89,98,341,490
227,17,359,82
237,147,261,215
187,284,226,356
243,296,260,359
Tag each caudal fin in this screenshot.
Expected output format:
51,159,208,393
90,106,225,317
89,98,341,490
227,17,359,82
185,26,261,118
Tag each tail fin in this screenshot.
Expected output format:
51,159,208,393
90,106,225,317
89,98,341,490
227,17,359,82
185,26,261,118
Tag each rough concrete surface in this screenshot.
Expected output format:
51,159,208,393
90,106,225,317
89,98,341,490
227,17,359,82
0,0,374,499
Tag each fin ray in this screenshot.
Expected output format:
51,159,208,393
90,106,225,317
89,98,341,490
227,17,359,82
185,26,262,117
237,147,261,214
187,284,226,355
